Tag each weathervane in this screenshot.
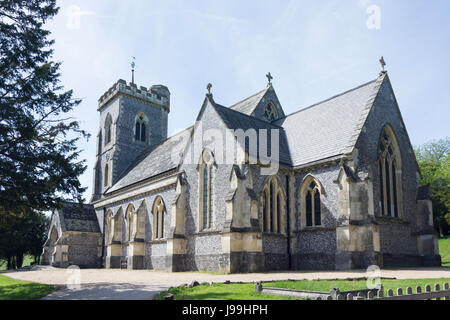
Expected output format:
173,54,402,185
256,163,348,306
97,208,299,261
131,57,136,84
266,72,273,85
379,56,386,73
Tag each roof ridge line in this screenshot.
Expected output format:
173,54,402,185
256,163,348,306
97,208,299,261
229,87,269,109
342,73,387,155
277,79,378,121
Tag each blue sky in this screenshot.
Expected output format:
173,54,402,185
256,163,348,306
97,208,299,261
45,0,450,200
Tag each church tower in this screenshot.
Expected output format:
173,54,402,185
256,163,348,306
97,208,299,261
91,80,170,201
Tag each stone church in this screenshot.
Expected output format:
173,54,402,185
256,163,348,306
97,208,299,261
42,68,441,272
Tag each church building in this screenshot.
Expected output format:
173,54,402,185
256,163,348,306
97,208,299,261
42,66,441,272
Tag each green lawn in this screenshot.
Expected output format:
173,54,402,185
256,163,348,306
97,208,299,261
154,283,296,300
156,238,450,300
440,237,450,267
0,275,58,300
156,278,450,300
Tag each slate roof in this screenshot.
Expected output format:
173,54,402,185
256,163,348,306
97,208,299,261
229,87,268,115
105,75,384,193
57,203,100,233
108,127,192,193
213,102,292,165
274,79,379,167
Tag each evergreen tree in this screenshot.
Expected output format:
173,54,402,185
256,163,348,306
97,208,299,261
0,0,88,215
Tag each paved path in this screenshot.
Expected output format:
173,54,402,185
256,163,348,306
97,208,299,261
3,267,449,300
41,283,170,300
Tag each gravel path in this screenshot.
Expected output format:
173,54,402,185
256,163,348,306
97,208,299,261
2,267,449,300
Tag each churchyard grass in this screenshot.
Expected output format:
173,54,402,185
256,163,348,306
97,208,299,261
154,283,296,300
0,275,59,300
156,278,450,300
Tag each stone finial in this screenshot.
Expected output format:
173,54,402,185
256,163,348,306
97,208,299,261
379,56,386,72
206,83,213,98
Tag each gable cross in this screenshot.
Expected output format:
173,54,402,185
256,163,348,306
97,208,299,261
266,72,273,84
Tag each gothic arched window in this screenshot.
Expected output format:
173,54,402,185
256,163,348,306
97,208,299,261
199,150,214,231
105,210,113,245
135,113,148,142
125,204,136,243
109,208,123,244
263,102,278,121
300,177,322,227
261,176,285,233
153,197,165,240
378,126,402,218
104,113,112,145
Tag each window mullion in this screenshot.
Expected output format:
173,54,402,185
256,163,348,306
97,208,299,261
389,158,395,218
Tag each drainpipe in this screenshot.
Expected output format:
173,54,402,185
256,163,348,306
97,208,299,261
286,175,292,270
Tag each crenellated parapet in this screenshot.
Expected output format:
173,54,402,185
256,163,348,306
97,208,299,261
98,79,170,112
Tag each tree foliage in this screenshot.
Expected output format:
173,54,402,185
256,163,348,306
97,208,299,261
0,0,88,215
415,137,450,236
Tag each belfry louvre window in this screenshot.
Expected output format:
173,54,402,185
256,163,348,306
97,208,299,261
104,114,112,145
200,150,214,231
378,127,402,218
153,197,165,240
104,163,109,187
135,114,147,142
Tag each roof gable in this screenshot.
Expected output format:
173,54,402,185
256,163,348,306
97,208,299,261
230,85,285,122
230,88,268,115
213,103,292,166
